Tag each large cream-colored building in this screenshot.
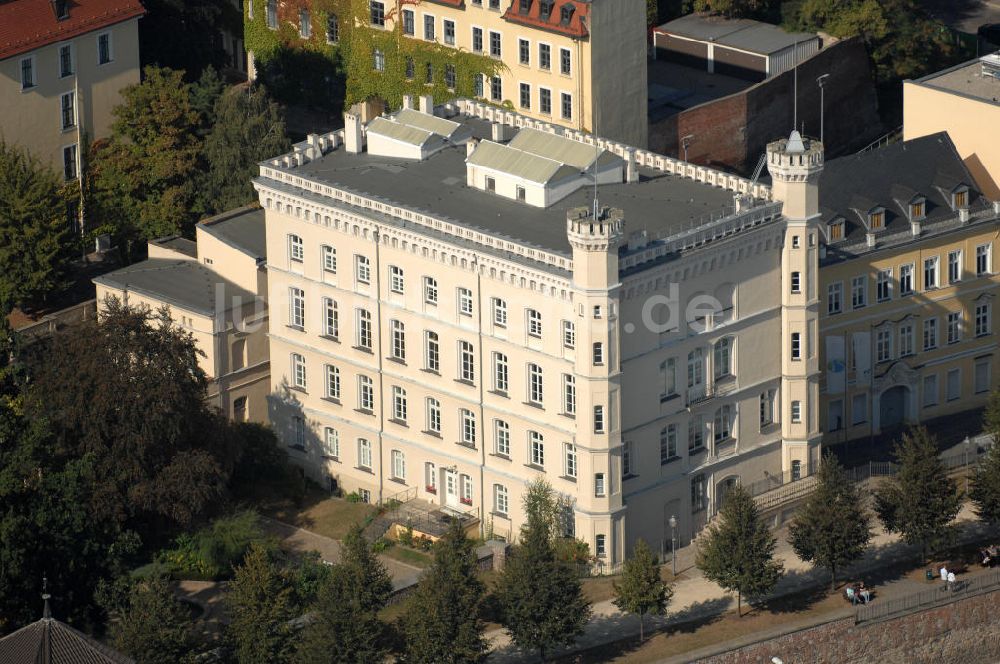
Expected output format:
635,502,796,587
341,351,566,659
254,98,824,561
0,0,143,185
817,133,1000,441
94,207,271,423
904,54,1000,199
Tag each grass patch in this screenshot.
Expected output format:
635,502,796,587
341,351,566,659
259,483,376,541
383,546,433,569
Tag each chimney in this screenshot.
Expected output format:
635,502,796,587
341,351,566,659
306,133,320,160
910,220,921,238
402,94,415,110
625,149,638,183
994,200,1000,216
344,112,363,154
419,94,433,114
329,132,341,150
959,207,970,223
491,122,505,142
466,138,478,158
866,232,876,249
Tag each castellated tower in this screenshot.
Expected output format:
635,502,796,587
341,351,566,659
566,205,626,561
767,131,824,480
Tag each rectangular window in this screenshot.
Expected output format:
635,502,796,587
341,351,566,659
288,234,304,263
461,409,477,445
389,265,404,294
391,449,406,480
687,415,703,451
493,298,507,327
976,303,991,337
527,363,543,404
402,9,415,35
494,484,509,515
519,82,531,109
876,269,892,302
322,245,336,273
357,309,372,350
923,374,938,408
325,364,341,400
876,328,893,362
98,32,113,63
529,431,544,466
539,87,551,114
923,317,938,350
563,443,577,478
472,27,483,52
622,440,633,477
426,398,441,433
490,75,502,101
289,288,305,328
923,256,939,290
539,43,551,69
493,352,508,393
370,0,385,26
60,92,75,129
291,353,307,389
359,375,375,411
851,393,867,425
322,297,338,338
759,389,776,426
424,14,435,40
373,49,385,71
947,368,961,401
563,374,576,414
977,244,992,276
266,1,277,28
852,276,867,309
292,416,305,448
562,321,575,349
356,255,371,284
494,419,510,456
660,424,677,463
299,9,311,38
975,358,991,394
323,427,339,458
595,534,606,557
390,319,406,360
20,57,35,89
594,473,606,497
444,19,455,44
423,277,438,304
526,309,542,337
458,288,473,316
424,331,440,372
791,332,801,360
899,323,914,356
947,312,961,344
445,63,456,89
827,282,843,314
790,271,801,294
519,38,529,64
358,438,372,469
393,386,408,421
691,474,705,511
459,341,475,382
59,44,73,77
791,460,802,481
560,47,571,75
489,30,501,57
791,400,802,423
560,93,572,120
594,405,605,433
949,249,962,283
899,263,914,295
62,144,78,180
327,14,339,42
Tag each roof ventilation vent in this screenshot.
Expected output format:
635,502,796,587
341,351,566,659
980,53,1000,80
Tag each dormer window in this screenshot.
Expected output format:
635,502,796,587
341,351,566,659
952,186,969,210
869,208,885,231
828,218,845,241
909,198,925,221
51,0,69,19
560,4,575,23
540,0,553,20
519,0,531,14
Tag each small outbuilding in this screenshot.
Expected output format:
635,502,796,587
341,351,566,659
653,13,819,81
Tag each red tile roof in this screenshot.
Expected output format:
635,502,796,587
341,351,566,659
502,0,589,39
0,0,145,61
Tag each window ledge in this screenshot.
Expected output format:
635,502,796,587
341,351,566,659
386,356,407,365
456,441,477,450
320,397,341,406
388,477,406,485
488,389,509,399
388,418,408,427
490,511,511,520
522,401,544,410
559,412,576,420
660,393,680,404
356,466,374,474
524,463,545,472
455,378,476,387
355,408,374,416
688,446,706,455
422,429,442,438
558,475,577,483
353,346,373,354
286,324,305,332
287,444,305,452
319,334,340,343
289,385,308,394
489,453,511,461
622,473,638,481
321,455,340,462
421,368,441,377
660,455,682,466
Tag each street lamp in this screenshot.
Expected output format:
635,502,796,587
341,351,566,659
681,134,694,163
816,74,830,145
669,514,678,576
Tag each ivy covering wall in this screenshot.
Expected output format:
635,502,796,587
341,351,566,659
244,0,506,112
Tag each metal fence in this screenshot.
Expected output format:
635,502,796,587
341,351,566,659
855,567,1000,624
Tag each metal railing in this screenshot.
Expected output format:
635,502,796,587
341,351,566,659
856,125,903,154
856,568,1000,624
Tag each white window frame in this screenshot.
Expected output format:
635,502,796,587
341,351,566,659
977,243,993,277
58,43,74,78
97,31,114,64
424,331,440,372
288,234,304,263
458,288,473,316
322,245,337,273
923,256,939,290
494,484,508,515
562,374,576,415
975,302,991,337
529,431,544,467
494,419,510,456
358,438,373,469
390,319,406,360
426,397,442,433
527,363,543,404
493,352,509,393
899,263,914,295
492,298,507,327
563,442,577,478
392,386,407,421
355,255,371,285
562,320,575,349
356,308,372,350
526,309,542,337
358,375,375,411
325,364,340,400
389,265,404,294
60,91,76,130
289,287,305,328
323,427,339,458
291,353,307,389
461,409,476,445
459,341,475,382
949,249,962,283
827,282,843,314
423,277,438,304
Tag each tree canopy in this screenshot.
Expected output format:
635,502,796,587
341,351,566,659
613,539,672,641
105,576,202,664
971,391,1000,528
696,484,782,616
226,543,298,664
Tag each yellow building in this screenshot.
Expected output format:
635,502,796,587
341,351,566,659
246,0,647,146
904,53,1000,199
0,0,143,184
817,133,1000,441
94,207,272,424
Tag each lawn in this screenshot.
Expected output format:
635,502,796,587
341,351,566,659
259,484,376,541
581,567,679,605
383,545,434,569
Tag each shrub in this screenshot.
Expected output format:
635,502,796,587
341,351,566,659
398,524,414,547
160,511,274,580
345,492,362,503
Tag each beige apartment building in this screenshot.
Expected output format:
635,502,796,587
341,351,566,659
254,98,823,562
0,0,143,186
94,207,271,423
817,133,1000,441
904,53,1000,199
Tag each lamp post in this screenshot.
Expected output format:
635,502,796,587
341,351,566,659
816,74,830,144
670,514,678,576
681,134,694,163
964,436,971,495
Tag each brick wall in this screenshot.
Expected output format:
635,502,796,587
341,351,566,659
650,37,882,175
703,589,1000,663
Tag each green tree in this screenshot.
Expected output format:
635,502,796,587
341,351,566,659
692,0,772,19
696,485,782,616
88,67,203,256
496,489,591,662
789,454,872,590
0,139,72,310
200,84,290,214
226,543,297,664
399,521,488,664
107,576,201,664
874,426,961,562
971,392,1000,528
613,539,672,641
296,526,392,664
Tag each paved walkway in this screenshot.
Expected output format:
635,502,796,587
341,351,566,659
486,504,996,663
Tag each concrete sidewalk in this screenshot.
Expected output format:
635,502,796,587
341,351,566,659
486,504,994,663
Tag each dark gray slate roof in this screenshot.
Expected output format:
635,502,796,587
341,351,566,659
0,618,134,664
198,205,267,261
819,132,990,263
94,259,258,316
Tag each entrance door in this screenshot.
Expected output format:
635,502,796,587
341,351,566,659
880,385,908,430
444,469,460,509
